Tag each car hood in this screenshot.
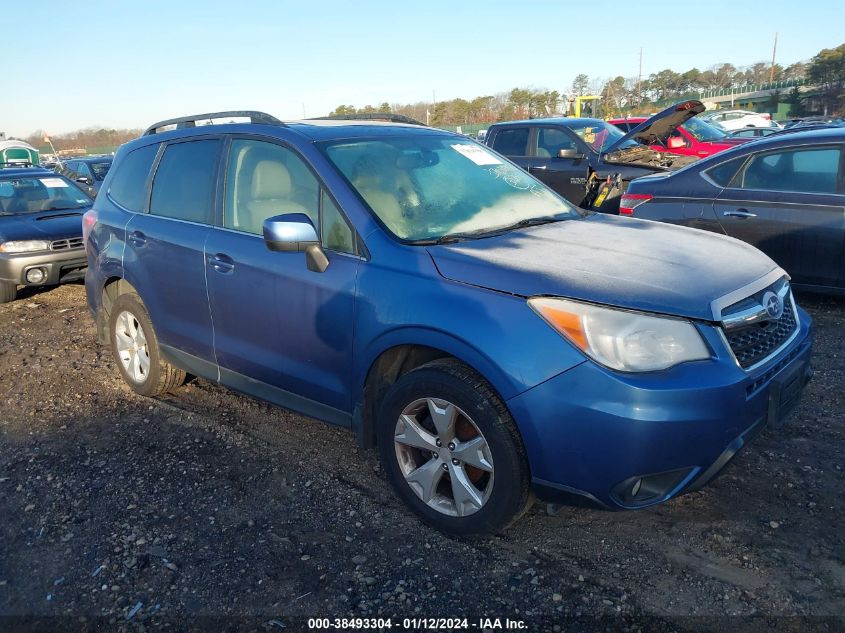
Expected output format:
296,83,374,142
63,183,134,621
0,208,87,242
606,100,706,152
426,214,779,321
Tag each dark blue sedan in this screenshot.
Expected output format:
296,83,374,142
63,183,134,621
622,127,845,293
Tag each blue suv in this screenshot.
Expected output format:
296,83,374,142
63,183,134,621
84,111,813,534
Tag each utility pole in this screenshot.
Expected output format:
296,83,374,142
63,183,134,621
769,32,778,83
637,47,643,107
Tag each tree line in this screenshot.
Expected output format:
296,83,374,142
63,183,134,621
331,43,845,124
22,127,141,152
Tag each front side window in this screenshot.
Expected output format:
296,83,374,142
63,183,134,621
91,161,111,181
323,136,580,241
491,128,529,156
0,175,91,215
76,162,92,179
740,146,841,194
109,143,159,212
535,128,576,158
224,139,319,234
150,139,221,223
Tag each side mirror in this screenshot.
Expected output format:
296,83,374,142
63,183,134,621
667,137,686,150
76,176,93,185
262,213,329,273
557,148,585,160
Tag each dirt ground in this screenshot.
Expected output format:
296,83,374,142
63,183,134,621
0,282,843,632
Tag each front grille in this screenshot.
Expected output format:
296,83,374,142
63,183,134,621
725,296,797,369
50,237,84,251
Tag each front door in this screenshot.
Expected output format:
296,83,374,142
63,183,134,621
528,126,589,204
205,137,361,418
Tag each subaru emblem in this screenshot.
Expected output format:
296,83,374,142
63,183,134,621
762,291,783,320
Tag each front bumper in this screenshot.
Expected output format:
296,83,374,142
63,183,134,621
508,308,813,510
0,249,87,286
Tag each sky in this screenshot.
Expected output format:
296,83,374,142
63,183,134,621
4,0,843,138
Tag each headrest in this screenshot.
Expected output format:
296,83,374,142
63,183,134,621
250,161,292,199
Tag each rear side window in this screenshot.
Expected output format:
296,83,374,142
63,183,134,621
491,128,529,156
705,157,745,187
109,144,159,212
740,147,841,194
150,139,221,223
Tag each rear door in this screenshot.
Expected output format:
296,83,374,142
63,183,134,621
713,143,845,287
124,137,221,363
527,126,587,204
489,126,531,172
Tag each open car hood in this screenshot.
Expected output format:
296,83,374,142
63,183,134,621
606,100,706,153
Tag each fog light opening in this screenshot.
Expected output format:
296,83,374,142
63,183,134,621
26,268,46,284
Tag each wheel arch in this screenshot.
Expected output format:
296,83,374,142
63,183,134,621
355,328,521,449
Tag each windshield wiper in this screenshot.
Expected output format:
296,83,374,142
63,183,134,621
411,216,566,245
474,215,565,237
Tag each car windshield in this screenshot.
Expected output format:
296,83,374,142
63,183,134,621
90,161,112,181
0,175,91,215
683,117,727,142
567,121,638,153
323,136,580,241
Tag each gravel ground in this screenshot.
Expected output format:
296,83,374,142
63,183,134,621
0,282,843,632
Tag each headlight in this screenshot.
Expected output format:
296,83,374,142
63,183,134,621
0,240,51,253
529,297,710,372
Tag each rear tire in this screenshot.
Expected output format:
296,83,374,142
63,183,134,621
108,293,186,397
377,358,532,535
0,282,16,304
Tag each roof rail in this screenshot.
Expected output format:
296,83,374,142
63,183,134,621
143,111,285,136
308,113,427,127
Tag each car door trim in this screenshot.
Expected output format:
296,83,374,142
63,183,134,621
160,344,352,427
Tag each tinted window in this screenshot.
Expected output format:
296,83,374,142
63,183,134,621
224,139,319,234
535,128,576,158
491,128,529,156
109,143,159,212
740,147,841,194
706,157,745,187
150,140,220,223
77,162,92,178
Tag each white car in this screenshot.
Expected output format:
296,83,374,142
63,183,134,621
700,109,776,131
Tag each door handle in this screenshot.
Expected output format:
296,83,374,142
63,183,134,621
208,253,234,274
529,165,547,171
722,209,757,218
128,230,146,247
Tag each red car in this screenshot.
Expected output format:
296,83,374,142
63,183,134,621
608,115,750,159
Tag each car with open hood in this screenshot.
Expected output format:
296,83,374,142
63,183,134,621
609,113,749,158
0,166,90,303
484,100,706,214
85,111,812,534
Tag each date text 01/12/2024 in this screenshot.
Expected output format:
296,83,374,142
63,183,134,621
307,617,527,630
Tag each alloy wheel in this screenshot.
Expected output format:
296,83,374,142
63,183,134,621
393,397,494,517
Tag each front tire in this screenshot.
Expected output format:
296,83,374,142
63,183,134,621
377,359,531,535
108,293,186,397
0,282,17,304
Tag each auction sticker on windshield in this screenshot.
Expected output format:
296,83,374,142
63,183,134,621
40,178,69,188
451,144,502,166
